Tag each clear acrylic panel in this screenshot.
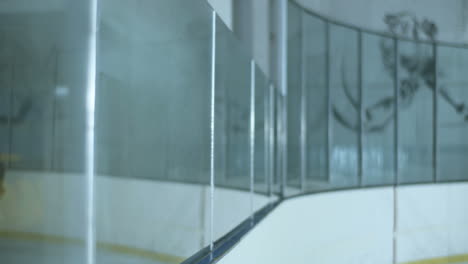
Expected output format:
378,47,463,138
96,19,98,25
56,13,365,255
303,14,328,191
254,65,270,212
437,46,468,181
1,1,92,263
96,0,212,261
398,40,434,184
286,1,302,194
214,16,251,241
329,24,360,188
362,33,395,186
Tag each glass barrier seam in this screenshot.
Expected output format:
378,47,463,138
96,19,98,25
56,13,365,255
279,0,288,197
358,30,363,187
432,44,438,183
299,11,307,192
249,60,256,223
85,0,99,263
209,9,217,255
268,83,275,201
325,22,332,183
394,38,399,186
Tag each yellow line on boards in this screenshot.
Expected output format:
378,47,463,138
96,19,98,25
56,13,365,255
97,243,185,264
402,254,468,264
0,230,81,245
0,154,20,162
0,230,185,264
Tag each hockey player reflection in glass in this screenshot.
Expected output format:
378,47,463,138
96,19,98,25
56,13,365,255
333,13,468,133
